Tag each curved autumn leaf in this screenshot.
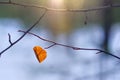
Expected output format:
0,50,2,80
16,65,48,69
33,46,47,63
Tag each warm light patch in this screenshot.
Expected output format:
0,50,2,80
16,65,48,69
49,0,64,8
33,46,47,63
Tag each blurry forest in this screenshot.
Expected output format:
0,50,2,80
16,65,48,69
0,0,120,80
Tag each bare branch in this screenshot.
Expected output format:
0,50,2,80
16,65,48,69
0,0,120,61
96,51,102,54
18,30,120,60
8,33,12,45
0,1,120,12
0,10,47,55
44,43,56,49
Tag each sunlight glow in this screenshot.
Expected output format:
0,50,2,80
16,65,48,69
49,0,64,8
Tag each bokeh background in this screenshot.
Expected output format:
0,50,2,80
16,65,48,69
0,0,120,80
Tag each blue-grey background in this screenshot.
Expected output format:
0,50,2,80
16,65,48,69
0,0,120,80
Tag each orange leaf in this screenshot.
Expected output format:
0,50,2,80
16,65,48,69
33,46,47,63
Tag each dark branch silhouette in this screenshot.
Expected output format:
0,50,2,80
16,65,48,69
0,1,120,12
8,33,12,45
0,10,47,55
0,0,120,61
18,30,120,60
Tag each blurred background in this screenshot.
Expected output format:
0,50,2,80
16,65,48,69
0,0,120,80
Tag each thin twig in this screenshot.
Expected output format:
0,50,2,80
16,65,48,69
44,43,56,49
0,1,120,12
8,33,12,45
18,30,120,60
0,0,120,60
0,10,47,55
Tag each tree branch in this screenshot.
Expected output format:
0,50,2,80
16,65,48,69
0,10,47,55
0,0,120,60
18,30,120,60
0,1,120,12
8,33,12,45
44,43,56,49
